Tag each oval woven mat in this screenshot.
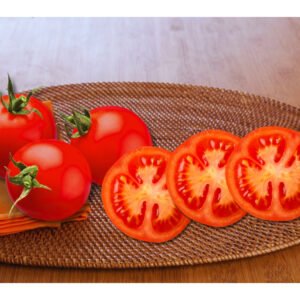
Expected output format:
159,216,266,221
0,82,299,269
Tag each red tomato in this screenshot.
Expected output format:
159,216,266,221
167,130,246,227
65,106,152,185
0,86,57,178
226,126,300,221
102,147,190,243
6,140,92,221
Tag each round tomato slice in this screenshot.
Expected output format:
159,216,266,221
167,130,246,227
102,147,190,243
226,126,300,221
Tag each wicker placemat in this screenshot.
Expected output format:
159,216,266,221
0,82,299,269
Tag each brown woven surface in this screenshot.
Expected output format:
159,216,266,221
0,82,299,269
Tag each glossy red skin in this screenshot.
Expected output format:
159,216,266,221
6,140,92,221
70,106,152,185
0,94,57,178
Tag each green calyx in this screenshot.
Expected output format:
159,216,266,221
7,155,51,216
62,109,91,139
0,75,42,118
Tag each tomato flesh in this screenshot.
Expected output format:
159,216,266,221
167,130,246,227
226,127,300,221
102,147,190,243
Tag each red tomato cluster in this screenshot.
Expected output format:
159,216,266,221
1,77,152,222
1,76,300,244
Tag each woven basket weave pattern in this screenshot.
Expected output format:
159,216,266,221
0,82,299,268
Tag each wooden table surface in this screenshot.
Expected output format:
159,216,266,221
0,17,299,283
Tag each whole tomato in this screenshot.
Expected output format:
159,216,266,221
6,140,92,221
63,106,152,185
0,76,57,178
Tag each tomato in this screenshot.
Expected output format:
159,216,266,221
226,126,300,221
0,77,57,178
167,130,246,227
63,106,152,185
5,140,92,221
102,147,190,243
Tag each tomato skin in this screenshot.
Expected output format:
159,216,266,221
102,146,190,243
0,94,57,178
70,106,152,185
226,126,300,221
167,130,246,227
5,140,92,221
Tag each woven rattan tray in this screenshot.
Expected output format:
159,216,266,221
0,82,299,269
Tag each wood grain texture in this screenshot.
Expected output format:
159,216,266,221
0,17,299,282
0,245,299,283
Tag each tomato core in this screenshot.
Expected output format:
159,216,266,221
167,130,246,227
112,153,184,232
235,134,300,211
175,137,240,217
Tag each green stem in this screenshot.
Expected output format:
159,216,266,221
1,75,43,118
7,156,51,217
62,108,91,138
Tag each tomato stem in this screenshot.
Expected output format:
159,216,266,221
7,155,51,217
0,75,43,118
61,109,91,139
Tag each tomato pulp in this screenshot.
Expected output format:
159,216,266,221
68,106,152,185
226,127,300,221
102,147,190,243
167,130,246,227
6,140,92,221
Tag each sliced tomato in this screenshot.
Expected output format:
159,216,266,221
102,147,190,243
226,126,300,221
167,130,246,227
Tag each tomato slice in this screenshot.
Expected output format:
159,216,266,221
102,146,190,243
167,130,246,227
226,126,300,221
